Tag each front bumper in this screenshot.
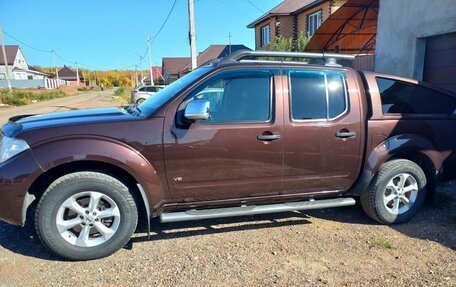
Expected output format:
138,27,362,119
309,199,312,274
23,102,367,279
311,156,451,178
0,150,43,225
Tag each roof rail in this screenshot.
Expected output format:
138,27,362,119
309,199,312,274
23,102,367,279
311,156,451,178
221,50,356,67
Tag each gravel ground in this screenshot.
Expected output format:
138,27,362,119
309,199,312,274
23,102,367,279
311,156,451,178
0,181,454,287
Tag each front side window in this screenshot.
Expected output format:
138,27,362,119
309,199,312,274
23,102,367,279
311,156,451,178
377,78,456,115
183,70,273,123
307,11,322,37
288,70,347,120
261,25,270,47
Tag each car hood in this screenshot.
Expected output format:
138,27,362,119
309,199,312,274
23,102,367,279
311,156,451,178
2,107,138,137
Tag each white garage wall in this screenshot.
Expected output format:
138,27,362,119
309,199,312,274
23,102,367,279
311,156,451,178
375,0,456,80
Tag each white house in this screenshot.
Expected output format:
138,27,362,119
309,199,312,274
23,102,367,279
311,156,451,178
0,45,49,80
0,45,70,89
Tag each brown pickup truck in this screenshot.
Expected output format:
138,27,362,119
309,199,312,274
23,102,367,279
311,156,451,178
0,51,455,260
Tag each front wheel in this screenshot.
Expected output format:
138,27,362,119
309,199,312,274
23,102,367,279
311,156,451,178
360,159,427,224
35,172,138,260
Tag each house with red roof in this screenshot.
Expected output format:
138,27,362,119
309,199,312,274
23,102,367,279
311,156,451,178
57,65,85,86
162,44,251,84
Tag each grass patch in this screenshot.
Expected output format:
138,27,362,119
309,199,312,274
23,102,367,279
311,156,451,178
77,86,101,92
113,87,131,104
0,89,66,106
369,237,396,249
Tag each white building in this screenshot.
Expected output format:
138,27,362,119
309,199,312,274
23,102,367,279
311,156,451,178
375,0,456,93
0,45,49,81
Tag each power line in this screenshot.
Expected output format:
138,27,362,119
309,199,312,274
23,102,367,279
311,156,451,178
245,0,264,13
2,29,53,53
216,0,256,20
152,0,178,41
3,29,136,70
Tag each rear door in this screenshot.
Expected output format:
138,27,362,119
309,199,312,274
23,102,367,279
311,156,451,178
163,68,284,202
282,68,363,195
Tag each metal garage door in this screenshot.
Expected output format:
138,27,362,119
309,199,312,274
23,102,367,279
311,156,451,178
423,32,456,93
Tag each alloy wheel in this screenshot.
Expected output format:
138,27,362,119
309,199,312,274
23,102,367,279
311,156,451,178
56,191,121,247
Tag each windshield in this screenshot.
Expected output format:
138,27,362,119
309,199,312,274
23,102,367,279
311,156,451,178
137,67,213,116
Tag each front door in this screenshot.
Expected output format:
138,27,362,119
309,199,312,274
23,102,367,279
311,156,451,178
282,69,363,195
163,68,284,202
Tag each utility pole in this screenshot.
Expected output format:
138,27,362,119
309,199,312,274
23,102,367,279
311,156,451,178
75,62,80,86
188,0,197,70
147,35,154,86
134,64,138,87
0,26,12,90
228,32,232,54
52,50,59,82
136,54,144,84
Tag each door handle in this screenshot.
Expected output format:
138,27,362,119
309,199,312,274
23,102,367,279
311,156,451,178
336,129,357,138
257,134,281,141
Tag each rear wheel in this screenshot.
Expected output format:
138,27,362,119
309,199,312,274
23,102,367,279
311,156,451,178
136,98,145,104
35,172,138,260
360,159,427,224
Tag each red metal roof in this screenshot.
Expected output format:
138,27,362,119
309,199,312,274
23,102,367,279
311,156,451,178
162,57,191,75
0,45,19,65
57,66,81,80
305,0,378,54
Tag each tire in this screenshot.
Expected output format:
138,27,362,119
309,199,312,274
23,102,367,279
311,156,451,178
360,159,427,224
35,172,138,260
136,98,145,104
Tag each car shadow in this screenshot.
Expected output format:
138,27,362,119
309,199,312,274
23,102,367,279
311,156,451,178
305,182,456,251
0,208,62,261
129,212,313,246
0,183,454,260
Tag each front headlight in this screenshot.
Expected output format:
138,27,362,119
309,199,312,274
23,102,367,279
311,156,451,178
0,136,30,163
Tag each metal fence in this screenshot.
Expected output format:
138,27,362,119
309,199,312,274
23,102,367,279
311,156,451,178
353,55,375,71
0,78,70,89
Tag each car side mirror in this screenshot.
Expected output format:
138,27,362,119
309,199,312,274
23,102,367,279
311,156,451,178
184,100,210,120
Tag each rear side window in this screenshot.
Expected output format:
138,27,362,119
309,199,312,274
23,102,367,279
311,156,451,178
288,70,347,120
377,78,456,115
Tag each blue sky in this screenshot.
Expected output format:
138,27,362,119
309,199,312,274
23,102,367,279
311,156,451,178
0,0,282,70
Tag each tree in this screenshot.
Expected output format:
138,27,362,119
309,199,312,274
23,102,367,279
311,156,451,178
269,32,310,52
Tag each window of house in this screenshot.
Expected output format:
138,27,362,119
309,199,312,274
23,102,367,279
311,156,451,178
0,73,5,80
183,70,272,123
289,70,347,120
27,75,33,80
307,11,322,37
261,25,270,47
376,77,456,115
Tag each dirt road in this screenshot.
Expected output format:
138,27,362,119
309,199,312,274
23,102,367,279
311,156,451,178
0,89,118,124
0,93,454,286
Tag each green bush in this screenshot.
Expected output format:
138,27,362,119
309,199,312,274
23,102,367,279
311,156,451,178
0,89,66,106
113,87,131,104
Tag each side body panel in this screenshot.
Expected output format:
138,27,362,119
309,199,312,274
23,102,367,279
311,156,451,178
162,69,284,202
363,72,455,176
281,67,366,195
20,118,170,212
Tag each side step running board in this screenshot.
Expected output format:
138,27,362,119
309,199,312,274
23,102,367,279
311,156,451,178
160,197,356,223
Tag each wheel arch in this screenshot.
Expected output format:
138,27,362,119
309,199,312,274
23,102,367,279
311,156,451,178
28,137,169,222
365,134,443,175
349,134,441,196
28,160,149,226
